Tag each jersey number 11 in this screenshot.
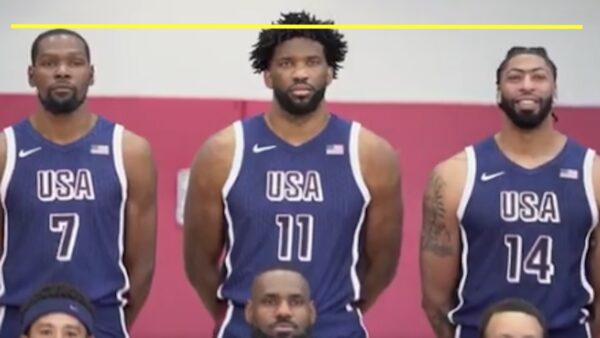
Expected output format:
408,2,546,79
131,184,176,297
276,214,314,262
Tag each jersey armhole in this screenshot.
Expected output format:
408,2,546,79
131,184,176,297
456,146,477,221
583,149,599,229
0,127,16,204
112,124,127,197
221,121,244,198
349,122,371,203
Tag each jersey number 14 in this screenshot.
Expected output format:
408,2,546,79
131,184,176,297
504,234,555,284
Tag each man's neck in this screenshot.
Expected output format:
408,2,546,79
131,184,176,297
30,108,97,145
265,103,330,146
495,118,566,169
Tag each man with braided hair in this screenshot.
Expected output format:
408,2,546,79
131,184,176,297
420,47,600,338
184,11,403,338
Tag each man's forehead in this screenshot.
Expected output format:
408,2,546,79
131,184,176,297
505,54,551,72
254,271,309,295
37,35,86,55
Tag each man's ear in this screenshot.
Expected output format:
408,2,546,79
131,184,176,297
28,65,35,87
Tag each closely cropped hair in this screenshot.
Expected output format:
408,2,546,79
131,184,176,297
249,11,348,78
251,264,312,296
31,29,91,64
20,283,95,321
495,46,557,85
478,298,548,338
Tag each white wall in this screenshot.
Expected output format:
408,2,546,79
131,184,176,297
1,0,598,105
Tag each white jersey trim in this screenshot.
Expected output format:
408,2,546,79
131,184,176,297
112,124,131,338
217,121,244,301
348,122,371,338
0,127,16,329
215,301,234,338
581,149,598,311
448,145,476,325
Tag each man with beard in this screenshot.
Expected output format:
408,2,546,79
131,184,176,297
420,46,600,338
245,267,315,338
0,29,157,338
183,11,402,338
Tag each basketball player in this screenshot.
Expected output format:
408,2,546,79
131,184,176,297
183,11,402,338
245,267,315,338
478,298,548,338
20,283,96,338
0,29,157,338
419,46,600,338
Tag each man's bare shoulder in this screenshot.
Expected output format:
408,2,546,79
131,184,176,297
429,150,469,207
193,124,236,166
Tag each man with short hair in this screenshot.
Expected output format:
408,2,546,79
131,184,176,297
20,283,96,338
245,267,315,338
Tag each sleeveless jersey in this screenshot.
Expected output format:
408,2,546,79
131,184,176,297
0,117,129,333
448,136,598,337
216,114,370,337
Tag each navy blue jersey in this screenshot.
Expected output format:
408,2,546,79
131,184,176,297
0,117,129,337
449,136,598,338
215,114,370,338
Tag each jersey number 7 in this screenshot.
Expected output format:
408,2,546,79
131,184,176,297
49,213,80,262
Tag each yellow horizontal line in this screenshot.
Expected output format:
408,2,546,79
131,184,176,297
10,23,584,30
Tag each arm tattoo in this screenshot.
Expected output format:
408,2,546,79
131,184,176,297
421,172,456,256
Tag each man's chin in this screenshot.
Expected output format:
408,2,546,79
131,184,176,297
251,327,311,338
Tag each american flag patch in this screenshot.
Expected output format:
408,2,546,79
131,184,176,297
90,144,110,155
559,168,578,179
326,144,344,155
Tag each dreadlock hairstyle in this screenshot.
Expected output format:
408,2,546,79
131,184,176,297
496,46,559,122
249,11,348,79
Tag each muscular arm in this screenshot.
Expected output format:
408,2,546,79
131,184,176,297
419,154,464,338
122,131,157,328
589,155,600,338
183,126,233,321
356,128,402,312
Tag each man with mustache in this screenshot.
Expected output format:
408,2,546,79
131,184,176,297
184,10,403,338
420,47,600,338
245,268,315,338
0,30,157,338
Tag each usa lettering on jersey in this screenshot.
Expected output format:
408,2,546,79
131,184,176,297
500,190,561,223
265,170,324,263
37,169,96,202
499,190,559,285
266,170,324,202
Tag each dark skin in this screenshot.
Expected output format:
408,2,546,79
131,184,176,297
0,33,157,329
245,270,316,337
183,37,402,319
420,54,600,337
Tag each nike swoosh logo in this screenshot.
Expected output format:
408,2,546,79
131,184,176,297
18,147,42,158
253,144,276,153
481,171,505,181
